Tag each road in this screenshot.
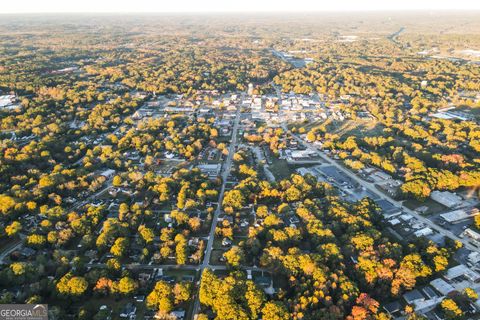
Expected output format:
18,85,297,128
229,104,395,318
86,262,266,273
284,125,478,252
70,177,113,212
0,234,26,263
388,27,405,47
191,101,242,319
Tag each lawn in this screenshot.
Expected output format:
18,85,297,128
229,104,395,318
268,158,292,180
403,198,447,215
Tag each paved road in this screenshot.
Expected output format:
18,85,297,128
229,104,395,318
70,177,113,212
191,101,242,319
388,27,406,47
86,262,266,273
0,234,26,263
285,125,478,252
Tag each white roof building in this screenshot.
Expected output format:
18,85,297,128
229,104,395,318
464,228,480,241
444,264,480,282
430,278,455,296
0,95,15,107
468,251,480,265
440,209,478,224
430,191,463,208
414,227,433,237
197,163,221,179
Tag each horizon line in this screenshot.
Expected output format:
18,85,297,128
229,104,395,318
2,9,480,15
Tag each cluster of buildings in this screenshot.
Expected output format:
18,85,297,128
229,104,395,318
385,263,480,319
247,93,348,124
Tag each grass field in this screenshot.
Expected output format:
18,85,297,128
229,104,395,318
268,158,292,180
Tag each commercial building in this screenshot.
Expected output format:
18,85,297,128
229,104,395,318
430,190,463,208
440,209,478,224
197,163,221,180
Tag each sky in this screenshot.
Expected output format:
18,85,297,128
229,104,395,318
1,0,480,13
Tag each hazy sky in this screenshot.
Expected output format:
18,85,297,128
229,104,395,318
2,0,480,13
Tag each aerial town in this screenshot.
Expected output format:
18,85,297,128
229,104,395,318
0,10,480,320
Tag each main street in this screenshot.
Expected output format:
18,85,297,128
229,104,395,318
284,124,479,252
191,98,243,319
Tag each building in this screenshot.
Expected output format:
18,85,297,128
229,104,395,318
197,163,221,180
440,209,478,224
0,94,21,111
119,303,136,318
403,289,425,305
463,228,480,241
414,227,433,237
99,169,116,179
430,278,455,296
468,251,480,265
169,310,186,320
376,199,402,217
445,264,480,283
430,191,463,208
247,83,254,96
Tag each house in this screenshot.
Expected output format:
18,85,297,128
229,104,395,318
468,251,480,266
403,289,425,305
99,169,115,179
169,310,185,320
119,303,136,318
222,238,232,247
444,264,480,283
430,278,455,296
197,163,221,179
383,301,402,316
414,227,433,237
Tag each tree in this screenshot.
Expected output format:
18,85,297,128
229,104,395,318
147,281,173,312
401,180,431,200
115,277,137,295
245,281,265,319
464,287,478,301
10,262,27,276
138,225,155,244
175,234,188,265
262,301,289,320
173,282,191,304
5,221,22,237
0,195,16,215
224,246,245,268
26,234,46,248
284,186,302,202
223,189,245,209
110,237,128,257
57,274,88,297
440,298,463,319
112,175,122,187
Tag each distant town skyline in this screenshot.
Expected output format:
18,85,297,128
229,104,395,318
2,0,480,13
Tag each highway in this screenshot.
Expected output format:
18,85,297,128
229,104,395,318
388,27,406,47
284,124,478,252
